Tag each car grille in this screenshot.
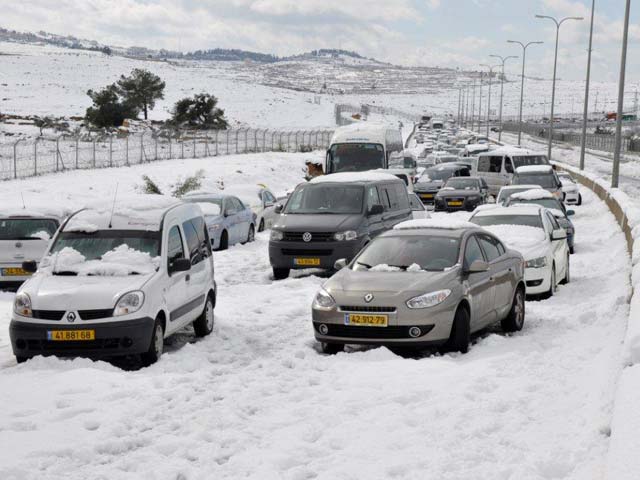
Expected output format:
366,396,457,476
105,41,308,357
283,232,334,242
314,323,434,339
281,249,332,256
26,338,122,351
78,309,113,320
32,310,65,321
340,306,397,313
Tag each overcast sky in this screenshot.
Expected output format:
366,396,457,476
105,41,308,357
1,0,638,81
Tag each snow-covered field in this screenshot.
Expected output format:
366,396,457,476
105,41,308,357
0,150,631,479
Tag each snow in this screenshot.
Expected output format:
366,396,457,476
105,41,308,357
394,218,478,231
64,220,99,233
0,200,73,219
510,188,554,201
310,171,399,184
196,202,222,217
516,165,554,174
482,225,548,260
29,230,51,241
369,263,402,272
40,245,160,276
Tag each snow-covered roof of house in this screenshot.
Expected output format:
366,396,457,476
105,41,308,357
510,189,554,201
63,195,182,232
394,218,479,231
310,171,400,184
515,165,554,174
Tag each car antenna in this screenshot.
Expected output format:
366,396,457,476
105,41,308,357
108,183,119,229
21,192,26,209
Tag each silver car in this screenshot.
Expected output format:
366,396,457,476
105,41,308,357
311,222,526,354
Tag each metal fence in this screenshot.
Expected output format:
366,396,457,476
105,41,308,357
0,128,334,181
501,121,640,154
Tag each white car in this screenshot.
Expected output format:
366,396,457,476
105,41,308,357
221,184,278,231
469,204,570,297
0,204,70,290
557,172,582,206
9,195,217,365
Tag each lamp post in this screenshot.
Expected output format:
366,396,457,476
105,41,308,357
489,54,518,142
480,64,500,138
612,0,631,189
535,14,584,160
478,72,483,133
579,0,596,171
471,80,476,132
507,40,544,145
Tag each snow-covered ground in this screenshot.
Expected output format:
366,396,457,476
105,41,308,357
0,151,631,479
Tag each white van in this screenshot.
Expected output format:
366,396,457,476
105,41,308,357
0,204,70,290
9,195,217,365
326,123,404,174
473,147,550,196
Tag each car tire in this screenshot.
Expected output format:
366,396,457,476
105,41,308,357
577,194,582,206
444,305,470,354
501,286,525,332
258,219,265,232
15,356,28,364
244,224,255,244
193,294,215,338
569,245,575,255
561,255,570,285
321,342,344,355
141,318,165,366
218,231,229,251
272,267,290,280
546,265,557,299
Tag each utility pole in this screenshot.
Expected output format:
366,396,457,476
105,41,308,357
579,0,596,170
612,0,631,189
508,40,543,145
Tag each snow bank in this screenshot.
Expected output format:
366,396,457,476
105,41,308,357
510,188,554,201
394,218,478,231
42,245,159,276
310,171,399,184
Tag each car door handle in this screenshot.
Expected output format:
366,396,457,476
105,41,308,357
185,274,190,282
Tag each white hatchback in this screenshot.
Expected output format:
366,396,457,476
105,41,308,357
9,195,217,365
469,204,570,297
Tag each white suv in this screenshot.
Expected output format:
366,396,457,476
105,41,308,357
9,196,217,365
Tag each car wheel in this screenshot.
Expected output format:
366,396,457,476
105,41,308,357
218,231,229,251
577,194,582,206
193,294,215,337
561,255,570,285
258,219,265,232
546,265,557,299
443,305,470,354
272,267,290,280
245,224,255,243
141,318,165,366
321,342,344,355
569,245,575,255
15,356,28,364
501,286,525,332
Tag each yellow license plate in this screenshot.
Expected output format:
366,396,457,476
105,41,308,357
2,268,29,276
294,258,320,266
345,314,388,327
420,194,434,199
47,330,95,341
447,201,463,206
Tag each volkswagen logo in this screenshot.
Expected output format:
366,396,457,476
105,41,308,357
364,293,374,303
302,232,312,242
66,312,76,323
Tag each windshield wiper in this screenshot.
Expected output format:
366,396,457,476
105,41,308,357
53,271,78,276
356,261,372,269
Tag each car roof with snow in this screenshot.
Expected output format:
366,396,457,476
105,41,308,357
309,171,401,184
509,188,554,201
62,195,186,232
0,202,72,220
391,218,482,236
478,146,543,157
473,204,543,218
499,184,541,192
515,165,554,174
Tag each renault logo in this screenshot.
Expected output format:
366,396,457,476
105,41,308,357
302,232,312,242
66,312,76,323
364,293,374,303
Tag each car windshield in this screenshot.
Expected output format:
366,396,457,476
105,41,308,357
419,168,455,182
183,198,222,216
328,143,385,173
0,218,59,240
353,235,460,272
513,173,556,188
50,230,161,260
512,155,548,168
497,188,533,204
284,184,364,214
471,214,543,229
444,178,479,190
508,198,564,212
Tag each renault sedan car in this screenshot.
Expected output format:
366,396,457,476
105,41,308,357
312,219,526,354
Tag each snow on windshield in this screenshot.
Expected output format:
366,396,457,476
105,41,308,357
65,220,99,233
482,225,546,255
511,189,554,201
197,202,222,217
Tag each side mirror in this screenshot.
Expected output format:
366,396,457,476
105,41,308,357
334,258,348,270
22,260,37,273
551,229,567,241
274,203,284,214
466,259,489,273
566,209,575,216
368,204,384,216
169,258,191,275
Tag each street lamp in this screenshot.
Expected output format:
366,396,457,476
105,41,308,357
579,0,596,171
535,14,584,160
480,64,500,138
507,40,544,145
612,0,631,188
478,72,483,133
489,54,518,142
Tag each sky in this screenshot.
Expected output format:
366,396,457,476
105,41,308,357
0,0,638,81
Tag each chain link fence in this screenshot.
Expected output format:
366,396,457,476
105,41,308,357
0,128,334,181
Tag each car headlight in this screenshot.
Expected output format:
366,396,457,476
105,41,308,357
114,291,145,317
270,230,284,241
333,230,357,241
14,292,32,317
312,288,336,310
406,289,451,309
525,257,547,269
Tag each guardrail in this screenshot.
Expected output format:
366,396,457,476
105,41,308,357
0,128,334,181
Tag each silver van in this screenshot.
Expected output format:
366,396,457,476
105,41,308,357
474,148,550,196
269,172,412,280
